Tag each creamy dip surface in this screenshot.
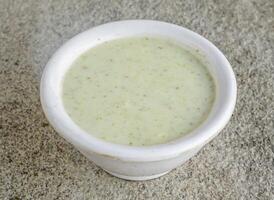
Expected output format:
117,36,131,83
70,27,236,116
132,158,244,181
62,37,215,146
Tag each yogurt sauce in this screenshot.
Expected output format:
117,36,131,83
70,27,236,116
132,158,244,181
62,37,215,146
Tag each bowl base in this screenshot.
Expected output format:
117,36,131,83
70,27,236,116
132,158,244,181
103,169,171,181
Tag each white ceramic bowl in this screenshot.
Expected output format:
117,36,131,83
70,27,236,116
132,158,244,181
40,20,237,181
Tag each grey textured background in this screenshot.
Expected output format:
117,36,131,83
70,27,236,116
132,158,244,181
1,0,274,199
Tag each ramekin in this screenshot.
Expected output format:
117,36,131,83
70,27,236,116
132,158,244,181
40,20,237,181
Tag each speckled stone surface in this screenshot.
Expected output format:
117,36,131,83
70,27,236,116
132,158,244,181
1,0,274,199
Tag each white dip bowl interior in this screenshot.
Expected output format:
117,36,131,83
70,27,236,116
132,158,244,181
40,20,237,181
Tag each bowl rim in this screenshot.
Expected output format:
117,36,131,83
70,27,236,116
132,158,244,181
40,20,237,162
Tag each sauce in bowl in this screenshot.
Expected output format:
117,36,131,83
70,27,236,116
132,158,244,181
62,37,215,146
